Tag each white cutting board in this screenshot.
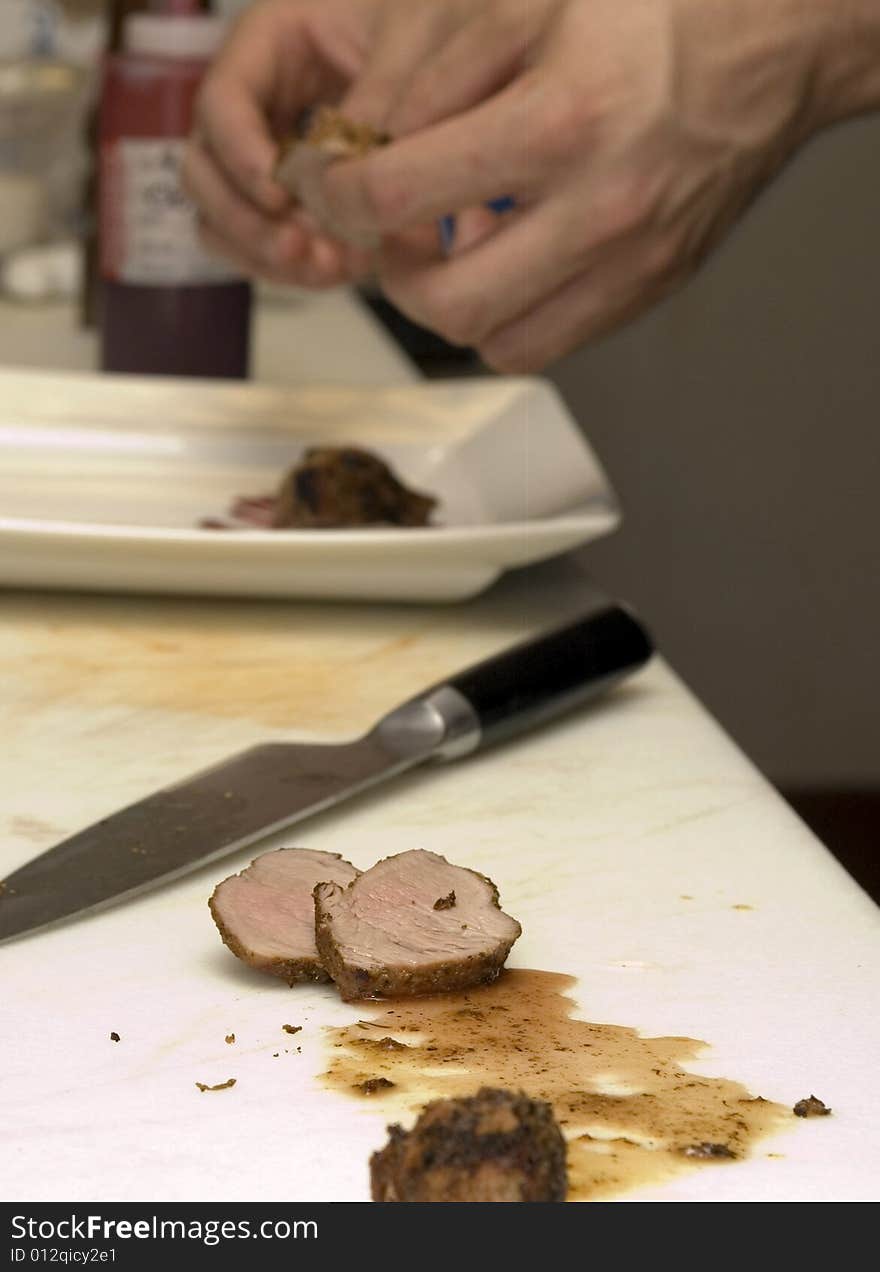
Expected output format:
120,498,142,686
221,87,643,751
1,560,878,1202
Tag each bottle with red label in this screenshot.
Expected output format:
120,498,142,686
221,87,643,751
98,4,252,377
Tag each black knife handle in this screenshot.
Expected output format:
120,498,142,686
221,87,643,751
444,604,653,754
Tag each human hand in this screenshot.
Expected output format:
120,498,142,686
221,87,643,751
182,0,519,289
181,0,383,289
319,0,845,369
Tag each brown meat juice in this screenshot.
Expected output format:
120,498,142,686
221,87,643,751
321,969,794,1201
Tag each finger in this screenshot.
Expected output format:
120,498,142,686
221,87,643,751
389,0,543,136
477,245,683,372
287,206,376,278
183,136,307,272
376,197,590,348
195,74,288,216
198,219,278,282
321,73,551,238
199,217,358,290
304,233,373,287
447,204,505,251
339,0,463,132
194,2,338,215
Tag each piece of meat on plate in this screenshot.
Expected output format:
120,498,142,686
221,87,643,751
210,847,360,984
313,849,521,1000
371,1087,568,1202
272,447,437,529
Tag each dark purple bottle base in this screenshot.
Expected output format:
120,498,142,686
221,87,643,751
100,280,252,379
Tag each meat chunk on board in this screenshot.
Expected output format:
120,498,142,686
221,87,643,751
314,849,521,1000
210,847,359,984
371,1088,568,1202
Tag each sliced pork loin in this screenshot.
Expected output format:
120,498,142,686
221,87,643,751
313,849,521,1001
210,847,360,985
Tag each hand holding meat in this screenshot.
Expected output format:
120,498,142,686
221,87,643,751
181,0,383,289
322,0,880,371
185,0,880,369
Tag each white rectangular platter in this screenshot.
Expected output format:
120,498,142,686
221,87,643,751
0,368,619,602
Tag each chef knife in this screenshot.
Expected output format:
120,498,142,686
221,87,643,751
0,604,652,943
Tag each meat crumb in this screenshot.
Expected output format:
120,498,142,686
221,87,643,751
793,1094,831,1118
195,1078,237,1092
225,1033,235,1045
109,1032,120,1042
356,1077,396,1095
433,891,456,911
282,1024,302,1035
680,1142,737,1160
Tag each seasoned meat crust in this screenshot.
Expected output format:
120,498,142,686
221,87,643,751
793,1094,832,1118
210,847,360,984
274,108,388,245
370,1088,568,1203
313,849,521,1001
272,447,436,529
291,106,388,158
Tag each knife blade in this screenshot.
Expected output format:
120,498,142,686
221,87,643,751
0,604,652,943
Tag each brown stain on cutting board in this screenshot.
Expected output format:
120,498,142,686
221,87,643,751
1,595,473,732
8,814,65,844
2,564,611,732
321,969,793,1201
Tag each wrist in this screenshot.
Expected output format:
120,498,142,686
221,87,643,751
808,0,880,127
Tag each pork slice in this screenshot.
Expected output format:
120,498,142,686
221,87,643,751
210,847,360,984
370,1087,568,1202
313,849,521,1001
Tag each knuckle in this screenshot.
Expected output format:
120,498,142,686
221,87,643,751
530,77,589,168
400,68,445,127
589,177,656,248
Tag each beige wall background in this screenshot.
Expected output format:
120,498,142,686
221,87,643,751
549,116,879,790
